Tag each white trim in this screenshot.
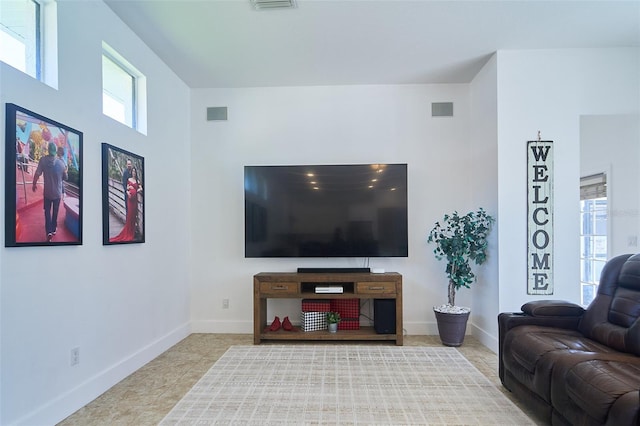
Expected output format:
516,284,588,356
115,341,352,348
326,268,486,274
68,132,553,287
469,323,498,354
190,320,254,334
13,323,190,426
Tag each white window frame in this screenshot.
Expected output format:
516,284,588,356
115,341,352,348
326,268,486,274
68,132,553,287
579,173,608,307
102,42,147,134
0,0,42,79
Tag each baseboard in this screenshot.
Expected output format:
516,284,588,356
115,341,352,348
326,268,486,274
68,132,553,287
14,322,190,426
191,319,254,334
468,323,498,354
404,320,497,353
190,320,493,347
402,320,439,335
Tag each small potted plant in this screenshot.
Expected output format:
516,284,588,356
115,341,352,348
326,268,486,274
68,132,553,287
427,208,494,346
326,311,341,333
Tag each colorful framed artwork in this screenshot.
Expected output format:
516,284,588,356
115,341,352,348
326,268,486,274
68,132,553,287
5,103,83,247
101,143,145,244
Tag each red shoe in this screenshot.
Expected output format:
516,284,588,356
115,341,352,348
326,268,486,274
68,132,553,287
282,317,298,331
266,316,281,332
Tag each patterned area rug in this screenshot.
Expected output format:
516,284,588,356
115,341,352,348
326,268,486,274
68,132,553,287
160,345,534,425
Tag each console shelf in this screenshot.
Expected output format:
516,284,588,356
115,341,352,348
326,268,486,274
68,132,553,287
253,272,403,345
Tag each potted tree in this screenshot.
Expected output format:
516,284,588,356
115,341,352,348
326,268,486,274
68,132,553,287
427,208,494,346
326,311,341,333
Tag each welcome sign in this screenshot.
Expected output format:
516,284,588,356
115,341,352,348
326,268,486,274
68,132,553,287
527,140,553,295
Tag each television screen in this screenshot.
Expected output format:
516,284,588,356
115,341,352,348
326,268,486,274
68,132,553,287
244,164,408,258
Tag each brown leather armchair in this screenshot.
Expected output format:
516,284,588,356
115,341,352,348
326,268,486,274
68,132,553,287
498,253,640,425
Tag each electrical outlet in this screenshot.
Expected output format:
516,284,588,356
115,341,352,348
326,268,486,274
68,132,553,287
222,299,230,309
70,347,80,366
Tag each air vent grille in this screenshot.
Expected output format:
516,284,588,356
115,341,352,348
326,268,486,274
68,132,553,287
251,0,296,10
207,107,228,121
432,102,454,117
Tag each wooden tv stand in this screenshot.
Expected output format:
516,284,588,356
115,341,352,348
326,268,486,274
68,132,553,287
253,272,403,345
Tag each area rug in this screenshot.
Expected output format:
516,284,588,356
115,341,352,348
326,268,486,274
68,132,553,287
159,345,534,425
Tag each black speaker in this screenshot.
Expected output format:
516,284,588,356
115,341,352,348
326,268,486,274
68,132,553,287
374,299,396,334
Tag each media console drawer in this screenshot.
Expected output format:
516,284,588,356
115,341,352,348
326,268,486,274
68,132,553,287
259,282,298,295
356,282,396,294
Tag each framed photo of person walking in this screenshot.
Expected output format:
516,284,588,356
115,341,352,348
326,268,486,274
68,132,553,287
101,143,145,245
5,103,83,247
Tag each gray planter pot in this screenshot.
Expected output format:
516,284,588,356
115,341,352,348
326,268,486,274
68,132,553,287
328,323,338,333
434,310,470,347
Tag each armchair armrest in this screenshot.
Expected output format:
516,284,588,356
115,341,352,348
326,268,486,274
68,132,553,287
497,301,585,384
521,300,585,317
499,301,584,336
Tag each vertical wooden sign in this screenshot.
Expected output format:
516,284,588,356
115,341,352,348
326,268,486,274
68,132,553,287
527,139,553,295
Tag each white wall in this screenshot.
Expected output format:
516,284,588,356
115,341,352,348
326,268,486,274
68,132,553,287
468,54,499,349
0,2,191,424
581,114,640,257
189,84,481,335
496,48,640,316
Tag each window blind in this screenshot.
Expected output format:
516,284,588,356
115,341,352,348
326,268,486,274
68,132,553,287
580,173,607,200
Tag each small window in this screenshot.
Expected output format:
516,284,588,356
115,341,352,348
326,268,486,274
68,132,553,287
102,43,147,133
0,0,41,79
102,54,134,127
579,173,607,307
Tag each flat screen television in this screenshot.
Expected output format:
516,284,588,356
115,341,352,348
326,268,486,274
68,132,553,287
244,164,408,258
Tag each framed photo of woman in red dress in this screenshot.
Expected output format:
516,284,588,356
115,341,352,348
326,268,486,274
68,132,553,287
101,143,145,245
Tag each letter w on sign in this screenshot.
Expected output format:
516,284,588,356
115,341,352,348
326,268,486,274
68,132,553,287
527,140,553,295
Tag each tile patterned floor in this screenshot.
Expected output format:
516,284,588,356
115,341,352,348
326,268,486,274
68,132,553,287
57,334,545,425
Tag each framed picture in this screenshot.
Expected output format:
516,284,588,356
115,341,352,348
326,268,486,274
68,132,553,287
101,143,145,244
5,103,83,247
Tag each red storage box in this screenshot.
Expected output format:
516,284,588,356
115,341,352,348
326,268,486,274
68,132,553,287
302,299,331,312
330,298,360,319
338,319,360,330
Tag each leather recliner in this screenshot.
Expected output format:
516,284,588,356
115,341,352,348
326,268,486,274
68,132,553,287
498,253,640,425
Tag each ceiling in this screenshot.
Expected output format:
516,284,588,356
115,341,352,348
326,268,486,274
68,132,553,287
104,0,640,89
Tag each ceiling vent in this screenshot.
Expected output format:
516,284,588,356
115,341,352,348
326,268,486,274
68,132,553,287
250,0,296,10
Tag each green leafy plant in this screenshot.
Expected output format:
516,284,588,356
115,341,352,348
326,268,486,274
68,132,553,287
427,208,495,307
326,311,341,324
66,164,80,186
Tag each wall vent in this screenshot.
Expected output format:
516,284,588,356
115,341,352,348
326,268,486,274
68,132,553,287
250,0,296,10
207,107,228,121
432,102,454,117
